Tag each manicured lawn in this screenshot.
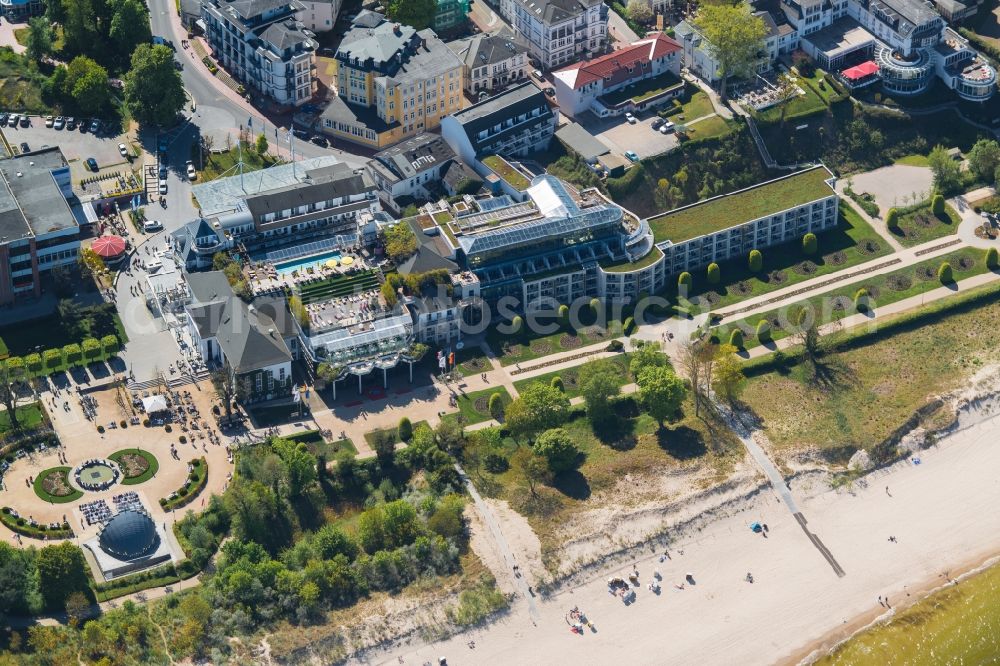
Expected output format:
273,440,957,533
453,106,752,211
678,90,715,120
109,449,159,485
198,142,280,182
449,387,512,426
363,420,430,448
711,246,991,350
895,154,930,167
512,354,632,399
740,281,1000,460
0,402,45,434
0,311,126,357
470,395,741,570
482,155,530,191
755,76,828,124
284,429,358,457
648,166,835,243
683,115,733,141
797,68,847,105
33,467,83,504
454,346,492,378
601,71,683,105
661,202,891,313
891,202,961,248
488,319,625,367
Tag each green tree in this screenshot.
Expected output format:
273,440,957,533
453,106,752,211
677,271,692,291
510,315,523,336
427,494,465,539
312,524,359,561
729,328,744,349
557,304,570,329
693,2,767,99
381,221,418,262
986,246,998,270
255,132,269,156
550,375,564,392
0,543,33,621
510,446,551,498
577,358,621,426
64,56,111,115
938,261,953,283
123,44,186,127
398,417,413,442
802,232,817,255
108,0,151,63
271,437,318,498
288,294,309,329
357,499,420,553
36,543,89,611
886,207,900,231
0,361,27,431
756,319,771,343
636,366,686,427
488,392,504,421
532,428,580,473
931,193,945,216
62,0,96,55
712,344,745,403
927,144,962,195
629,342,668,378
706,262,720,284
590,297,601,318
748,249,763,272
967,138,1000,182
854,287,869,312
25,17,53,64
504,382,571,438
626,0,653,23
386,0,436,29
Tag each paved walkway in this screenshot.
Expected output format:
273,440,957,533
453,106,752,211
836,186,904,252
950,188,1000,250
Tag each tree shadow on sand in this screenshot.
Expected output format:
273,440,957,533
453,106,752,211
656,425,707,460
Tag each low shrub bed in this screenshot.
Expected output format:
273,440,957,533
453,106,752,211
109,449,159,485
1,507,73,539
92,559,200,602
159,457,207,512
33,466,83,503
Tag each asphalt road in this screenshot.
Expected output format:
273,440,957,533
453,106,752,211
147,0,367,170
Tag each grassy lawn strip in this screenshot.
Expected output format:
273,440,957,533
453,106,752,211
711,246,990,350
895,154,930,167
601,246,663,272
109,449,159,485
454,346,492,378
648,166,834,243
92,560,200,603
512,354,631,399
488,320,625,367
891,202,962,248
363,420,430,448
284,429,358,456
739,278,1000,459
197,141,280,182
662,202,890,312
449,387,512,426
482,155,530,191
678,90,715,119
33,467,83,503
683,115,733,141
754,79,827,124
0,402,45,434
600,71,683,105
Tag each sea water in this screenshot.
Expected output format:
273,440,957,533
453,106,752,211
817,560,1000,665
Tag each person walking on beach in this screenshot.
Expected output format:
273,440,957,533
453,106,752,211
878,596,884,607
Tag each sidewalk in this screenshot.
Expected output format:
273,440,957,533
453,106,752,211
836,184,904,252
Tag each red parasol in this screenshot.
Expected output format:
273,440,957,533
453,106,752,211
91,235,127,258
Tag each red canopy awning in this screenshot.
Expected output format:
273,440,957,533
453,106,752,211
842,61,879,81
91,235,127,258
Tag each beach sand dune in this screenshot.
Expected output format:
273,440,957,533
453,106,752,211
374,401,1000,666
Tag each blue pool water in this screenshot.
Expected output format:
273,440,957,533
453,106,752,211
274,250,342,276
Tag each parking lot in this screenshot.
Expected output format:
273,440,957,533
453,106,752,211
0,115,132,180
578,110,679,160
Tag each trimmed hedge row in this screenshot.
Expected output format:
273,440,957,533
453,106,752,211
5,334,120,378
93,558,201,602
1,507,73,539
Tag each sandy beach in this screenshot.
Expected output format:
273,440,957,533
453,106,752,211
371,400,1000,665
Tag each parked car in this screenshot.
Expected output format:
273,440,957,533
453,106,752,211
625,112,637,124
292,128,310,140
45,115,54,127
625,150,639,162
66,117,77,129
8,114,18,127
19,115,29,127
90,119,100,133
186,161,196,180
532,69,543,79
659,121,675,134
19,142,29,153
651,117,664,130
143,220,163,232
158,164,167,180
118,142,129,158
0,113,8,126
310,135,329,147
158,180,168,194
86,157,99,171
53,116,65,130
543,86,555,96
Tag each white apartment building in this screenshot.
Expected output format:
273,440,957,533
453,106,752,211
297,0,340,32
202,0,317,106
499,0,608,70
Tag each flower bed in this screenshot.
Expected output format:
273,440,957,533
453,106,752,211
1,507,73,539
34,466,83,503
109,449,159,485
159,457,208,512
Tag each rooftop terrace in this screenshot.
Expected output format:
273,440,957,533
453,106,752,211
648,166,836,244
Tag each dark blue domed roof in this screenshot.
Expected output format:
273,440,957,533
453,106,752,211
98,510,159,561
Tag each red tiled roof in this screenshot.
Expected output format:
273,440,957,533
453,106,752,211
555,33,682,90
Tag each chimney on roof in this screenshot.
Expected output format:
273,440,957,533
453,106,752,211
393,22,401,35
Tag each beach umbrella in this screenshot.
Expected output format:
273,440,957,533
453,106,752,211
341,256,354,266
326,258,339,268
92,235,127,258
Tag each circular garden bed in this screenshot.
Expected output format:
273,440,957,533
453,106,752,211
108,449,159,485
794,261,818,276
826,251,847,266
560,334,583,350
957,255,975,270
473,396,492,415
529,340,552,355
734,281,753,296
916,266,937,281
887,274,912,291
768,270,788,285
34,467,83,503
858,240,882,256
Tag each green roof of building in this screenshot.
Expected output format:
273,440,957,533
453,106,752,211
649,166,835,244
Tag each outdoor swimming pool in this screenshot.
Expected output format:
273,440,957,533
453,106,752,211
274,250,343,276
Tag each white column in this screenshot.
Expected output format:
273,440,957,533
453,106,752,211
408,360,413,383
382,367,387,388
